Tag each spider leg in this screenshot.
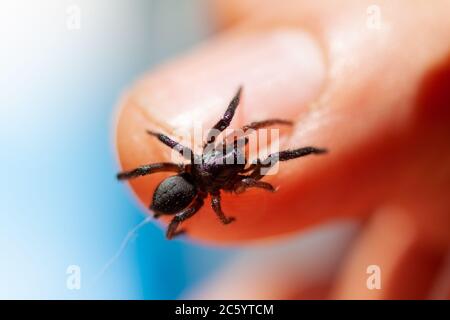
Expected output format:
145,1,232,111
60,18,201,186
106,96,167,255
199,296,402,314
147,130,195,162
233,177,276,194
250,147,327,180
241,164,256,173
117,162,182,180
242,119,292,132
218,118,291,156
203,87,242,149
211,191,236,224
235,177,273,192
166,196,205,239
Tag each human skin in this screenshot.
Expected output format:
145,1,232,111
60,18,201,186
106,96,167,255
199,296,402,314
115,0,450,298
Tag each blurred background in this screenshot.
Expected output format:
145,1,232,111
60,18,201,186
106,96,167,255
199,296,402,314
0,0,400,299
0,0,238,299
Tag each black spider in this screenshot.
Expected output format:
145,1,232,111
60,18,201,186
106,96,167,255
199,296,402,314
117,87,327,239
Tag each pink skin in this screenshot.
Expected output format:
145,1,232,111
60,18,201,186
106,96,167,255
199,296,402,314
116,0,450,298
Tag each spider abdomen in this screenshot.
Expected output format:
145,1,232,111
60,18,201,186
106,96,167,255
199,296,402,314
151,173,197,214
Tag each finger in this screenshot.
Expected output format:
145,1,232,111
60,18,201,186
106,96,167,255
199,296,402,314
187,222,358,299
210,0,263,30
331,207,448,299
115,0,450,243
116,23,326,242
429,252,450,299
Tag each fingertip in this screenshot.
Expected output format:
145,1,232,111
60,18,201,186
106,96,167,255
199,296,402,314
113,19,331,242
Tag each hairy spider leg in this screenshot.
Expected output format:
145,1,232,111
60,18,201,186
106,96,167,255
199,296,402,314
250,147,327,180
233,176,276,194
203,86,242,149
117,162,182,180
221,118,293,171
222,118,292,143
147,130,197,164
242,119,293,132
210,191,236,224
166,196,205,239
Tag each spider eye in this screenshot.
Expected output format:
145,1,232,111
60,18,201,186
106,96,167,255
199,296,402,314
151,173,197,214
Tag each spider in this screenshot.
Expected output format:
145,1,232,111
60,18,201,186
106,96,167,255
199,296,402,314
117,87,327,239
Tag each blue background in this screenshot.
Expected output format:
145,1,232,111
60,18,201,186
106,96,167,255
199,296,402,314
0,0,236,299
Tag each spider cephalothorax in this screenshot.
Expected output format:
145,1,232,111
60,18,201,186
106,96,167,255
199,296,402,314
117,87,327,239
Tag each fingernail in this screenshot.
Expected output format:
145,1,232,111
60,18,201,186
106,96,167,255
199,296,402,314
131,29,326,131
